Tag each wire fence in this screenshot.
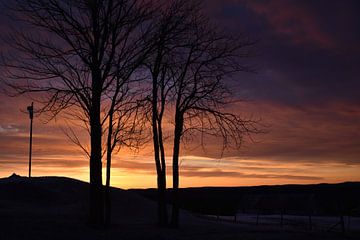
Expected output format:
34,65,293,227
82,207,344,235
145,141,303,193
201,213,360,236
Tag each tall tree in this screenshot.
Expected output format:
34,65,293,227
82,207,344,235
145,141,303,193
144,0,199,226
168,12,259,227
146,0,259,227
2,0,152,226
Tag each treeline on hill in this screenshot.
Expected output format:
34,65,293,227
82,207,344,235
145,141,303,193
130,182,360,217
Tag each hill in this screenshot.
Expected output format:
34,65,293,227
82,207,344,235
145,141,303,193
0,174,356,240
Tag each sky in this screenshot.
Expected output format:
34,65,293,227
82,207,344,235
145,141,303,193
0,0,359,189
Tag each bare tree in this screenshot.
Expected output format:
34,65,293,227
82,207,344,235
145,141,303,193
1,0,153,226
146,0,260,227
144,0,200,226
169,18,259,228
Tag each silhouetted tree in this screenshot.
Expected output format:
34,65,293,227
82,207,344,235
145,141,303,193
169,20,259,228
2,0,153,226
147,0,259,227
144,0,202,226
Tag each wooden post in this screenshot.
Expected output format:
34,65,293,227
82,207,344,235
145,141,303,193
340,215,345,235
27,102,34,178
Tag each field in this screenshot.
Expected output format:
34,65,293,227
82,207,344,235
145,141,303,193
0,175,358,240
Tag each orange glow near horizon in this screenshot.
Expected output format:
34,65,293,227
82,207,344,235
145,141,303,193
1,153,360,189
0,96,360,189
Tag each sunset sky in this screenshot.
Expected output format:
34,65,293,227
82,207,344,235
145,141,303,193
0,0,359,189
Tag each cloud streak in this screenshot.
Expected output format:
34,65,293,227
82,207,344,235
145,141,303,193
180,169,322,181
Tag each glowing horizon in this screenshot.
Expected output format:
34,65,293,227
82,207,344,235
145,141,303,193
2,154,360,189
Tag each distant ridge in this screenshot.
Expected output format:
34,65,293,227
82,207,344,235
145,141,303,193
0,174,157,216
131,182,360,217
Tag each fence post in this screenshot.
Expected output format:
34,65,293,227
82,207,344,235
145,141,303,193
340,215,345,235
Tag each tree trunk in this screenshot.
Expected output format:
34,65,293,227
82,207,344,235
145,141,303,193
89,70,104,227
158,123,168,225
152,82,168,226
105,109,114,227
88,2,104,227
89,110,104,226
171,112,183,228
152,120,168,226
158,171,167,226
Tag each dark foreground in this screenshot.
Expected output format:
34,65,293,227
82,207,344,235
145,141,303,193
0,175,357,240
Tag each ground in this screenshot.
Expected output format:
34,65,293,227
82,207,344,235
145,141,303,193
0,175,357,240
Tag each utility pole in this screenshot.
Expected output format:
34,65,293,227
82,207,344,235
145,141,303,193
27,102,34,178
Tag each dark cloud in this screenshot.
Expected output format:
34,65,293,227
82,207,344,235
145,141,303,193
207,0,360,105
0,158,87,168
